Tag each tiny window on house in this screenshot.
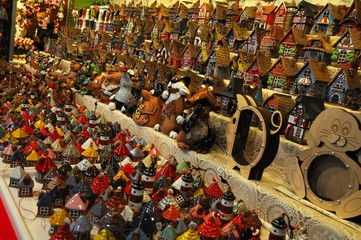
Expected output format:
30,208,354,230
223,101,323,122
304,67,311,77
335,80,345,89
21,188,30,195
284,45,291,55
323,10,330,18
350,9,357,18
338,50,347,62
274,76,281,86
39,207,49,215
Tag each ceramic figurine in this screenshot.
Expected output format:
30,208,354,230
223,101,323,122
154,76,190,138
88,74,106,99
269,213,295,240
127,71,152,116
176,84,219,153
100,64,125,104
109,69,133,112
132,89,163,128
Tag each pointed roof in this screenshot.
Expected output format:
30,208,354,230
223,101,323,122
314,3,348,21
35,157,57,173
70,215,93,233
161,204,181,221
341,0,361,24
49,209,71,226
26,150,40,162
309,59,331,83
241,6,257,18
12,128,29,139
349,29,361,49
297,0,319,18
281,27,308,45
19,173,34,188
182,44,202,59
9,166,26,179
62,141,81,158
50,222,76,240
65,193,89,211
304,34,333,53
204,178,223,198
90,199,108,217
330,68,360,90
270,57,300,76
37,191,54,207
81,144,98,158
269,25,285,41
231,22,250,41
246,51,272,75
289,95,325,120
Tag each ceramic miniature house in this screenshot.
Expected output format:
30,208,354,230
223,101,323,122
18,173,34,197
242,28,265,56
285,95,325,144
9,166,26,188
279,27,307,58
49,208,70,236
239,6,257,30
339,0,361,34
259,25,284,58
274,1,298,32
295,59,330,96
311,3,348,35
65,193,89,219
70,215,93,240
331,29,361,68
293,0,319,33
299,35,333,65
267,56,300,93
62,140,81,165
263,93,295,115
180,44,201,69
198,3,213,24
327,67,360,105
168,40,186,67
37,191,54,217
227,22,250,52
89,199,108,225
253,5,277,29
243,51,272,88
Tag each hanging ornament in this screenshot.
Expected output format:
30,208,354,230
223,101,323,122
71,9,79,18
57,11,64,21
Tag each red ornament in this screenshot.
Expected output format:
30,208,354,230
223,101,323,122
90,173,110,195
198,213,222,239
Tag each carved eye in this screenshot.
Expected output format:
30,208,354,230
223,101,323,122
201,84,206,88
208,86,213,91
331,119,340,132
341,122,351,135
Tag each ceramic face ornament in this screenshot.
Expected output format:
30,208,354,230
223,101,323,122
154,76,190,138
100,64,124,103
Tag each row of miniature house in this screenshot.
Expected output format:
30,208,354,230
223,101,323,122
68,14,361,72
76,0,361,38
112,35,361,108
